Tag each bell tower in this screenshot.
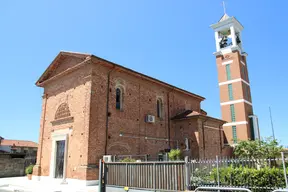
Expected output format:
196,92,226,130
210,14,260,144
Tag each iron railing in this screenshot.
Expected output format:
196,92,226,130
103,152,288,191
106,161,186,191
195,186,252,192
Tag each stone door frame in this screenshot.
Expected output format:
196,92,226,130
49,128,71,179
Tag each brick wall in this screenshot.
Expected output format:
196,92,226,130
34,53,224,181
34,58,93,180
89,60,202,162
216,51,254,144
0,155,25,178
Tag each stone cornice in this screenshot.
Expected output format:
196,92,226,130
51,116,74,126
37,57,92,87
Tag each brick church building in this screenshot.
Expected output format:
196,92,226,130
33,51,227,185
32,11,261,186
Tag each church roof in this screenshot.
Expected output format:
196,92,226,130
219,13,230,22
36,51,205,101
171,109,226,124
210,15,244,31
171,110,200,120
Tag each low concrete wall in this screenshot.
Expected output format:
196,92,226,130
0,154,25,178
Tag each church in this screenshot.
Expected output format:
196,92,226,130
32,13,259,186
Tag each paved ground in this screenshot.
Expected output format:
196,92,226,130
0,177,155,192
0,177,98,192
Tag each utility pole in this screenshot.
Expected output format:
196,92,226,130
269,107,275,140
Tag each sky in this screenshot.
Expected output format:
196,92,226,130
0,1,287,146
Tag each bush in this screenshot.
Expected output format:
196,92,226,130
168,149,182,161
234,137,283,160
210,166,286,190
25,165,34,175
120,157,136,162
191,166,214,186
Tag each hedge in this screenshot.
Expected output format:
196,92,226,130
210,166,286,189
120,157,136,162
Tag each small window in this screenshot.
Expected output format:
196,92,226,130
230,104,236,122
228,84,233,100
232,126,237,143
157,98,163,118
248,87,251,101
245,85,250,100
116,88,123,110
241,66,247,81
226,64,231,80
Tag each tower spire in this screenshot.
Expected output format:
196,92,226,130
222,1,226,14
218,1,230,22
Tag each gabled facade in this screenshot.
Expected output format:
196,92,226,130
33,51,226,185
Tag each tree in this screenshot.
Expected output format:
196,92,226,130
168,149,182,161
234,137,283,159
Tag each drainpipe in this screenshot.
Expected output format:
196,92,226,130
201,118,208,159
37,93,48,174
104,67,115,155
167,88,174,148
138,81,141,155
219,124,223,155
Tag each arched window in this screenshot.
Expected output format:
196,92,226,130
157,98,163,118
55,103,71,120
116,87,123,110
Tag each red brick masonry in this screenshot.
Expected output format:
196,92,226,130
33,51,226,181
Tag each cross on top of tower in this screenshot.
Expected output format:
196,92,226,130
211,3,244,54
219,1,230,22
223,1,226,14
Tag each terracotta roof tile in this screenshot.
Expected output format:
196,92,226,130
36,51,205,101
171,110,199,120
1,140,38,148
171,110,226,124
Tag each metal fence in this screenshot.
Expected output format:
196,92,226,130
112,155,149,162
188,153,288,191
104,152,288,191
106,161,186,191
111,154,169,162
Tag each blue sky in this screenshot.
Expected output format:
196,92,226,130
0,1,287,145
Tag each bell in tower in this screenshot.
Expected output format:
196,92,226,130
236,32,242,45
219,29,232,49
210,13,244,55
